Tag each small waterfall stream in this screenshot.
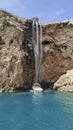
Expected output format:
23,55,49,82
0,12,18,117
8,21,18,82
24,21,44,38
32,19,42,83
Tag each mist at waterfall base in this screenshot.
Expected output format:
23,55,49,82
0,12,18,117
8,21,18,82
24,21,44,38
0,92,73,130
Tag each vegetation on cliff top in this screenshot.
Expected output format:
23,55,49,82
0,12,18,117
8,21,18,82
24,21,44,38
0,10,29,31
0,16,16,26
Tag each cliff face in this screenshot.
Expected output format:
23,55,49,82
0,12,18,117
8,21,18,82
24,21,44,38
0,10,34,92
0,10,73,92
40,21,73,90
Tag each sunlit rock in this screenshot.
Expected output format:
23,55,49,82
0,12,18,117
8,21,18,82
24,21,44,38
53,69,73,92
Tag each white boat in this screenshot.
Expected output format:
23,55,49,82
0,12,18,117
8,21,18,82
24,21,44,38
32,83,43,92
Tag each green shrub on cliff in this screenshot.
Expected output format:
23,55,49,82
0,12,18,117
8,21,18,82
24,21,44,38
0,17,7,25
61,44,67,49
7,19,16,26
32,17,39,22
0,17,16,26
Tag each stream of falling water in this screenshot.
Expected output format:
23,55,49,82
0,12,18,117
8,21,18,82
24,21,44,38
32,20,42,83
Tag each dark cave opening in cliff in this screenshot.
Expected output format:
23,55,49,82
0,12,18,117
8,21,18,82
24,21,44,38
42,40,51,45
42,40,52,53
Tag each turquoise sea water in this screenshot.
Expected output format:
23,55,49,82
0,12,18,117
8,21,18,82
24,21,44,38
0,91,73,130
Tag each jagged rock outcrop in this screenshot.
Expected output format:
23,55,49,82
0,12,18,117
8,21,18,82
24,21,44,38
0,10,34,92
40,21,73,91
53,69,73,92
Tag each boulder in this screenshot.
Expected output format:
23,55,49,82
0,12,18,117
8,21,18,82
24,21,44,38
53,69,73,92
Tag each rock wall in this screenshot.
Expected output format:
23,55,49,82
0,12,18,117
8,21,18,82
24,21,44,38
0,10,34,92
40,21,73,90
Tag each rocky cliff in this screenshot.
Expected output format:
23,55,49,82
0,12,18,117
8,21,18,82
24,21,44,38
0,10,34,92
0,10,73,92
40,21,73,91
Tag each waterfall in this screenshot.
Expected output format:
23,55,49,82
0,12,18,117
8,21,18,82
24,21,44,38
39,24,43,65
32,20,42,83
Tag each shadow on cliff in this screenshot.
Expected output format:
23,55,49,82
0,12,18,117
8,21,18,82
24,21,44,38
41,81,53,90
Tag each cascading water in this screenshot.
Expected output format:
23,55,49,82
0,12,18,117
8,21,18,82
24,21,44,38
39,24,43,65
32,19,42,84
